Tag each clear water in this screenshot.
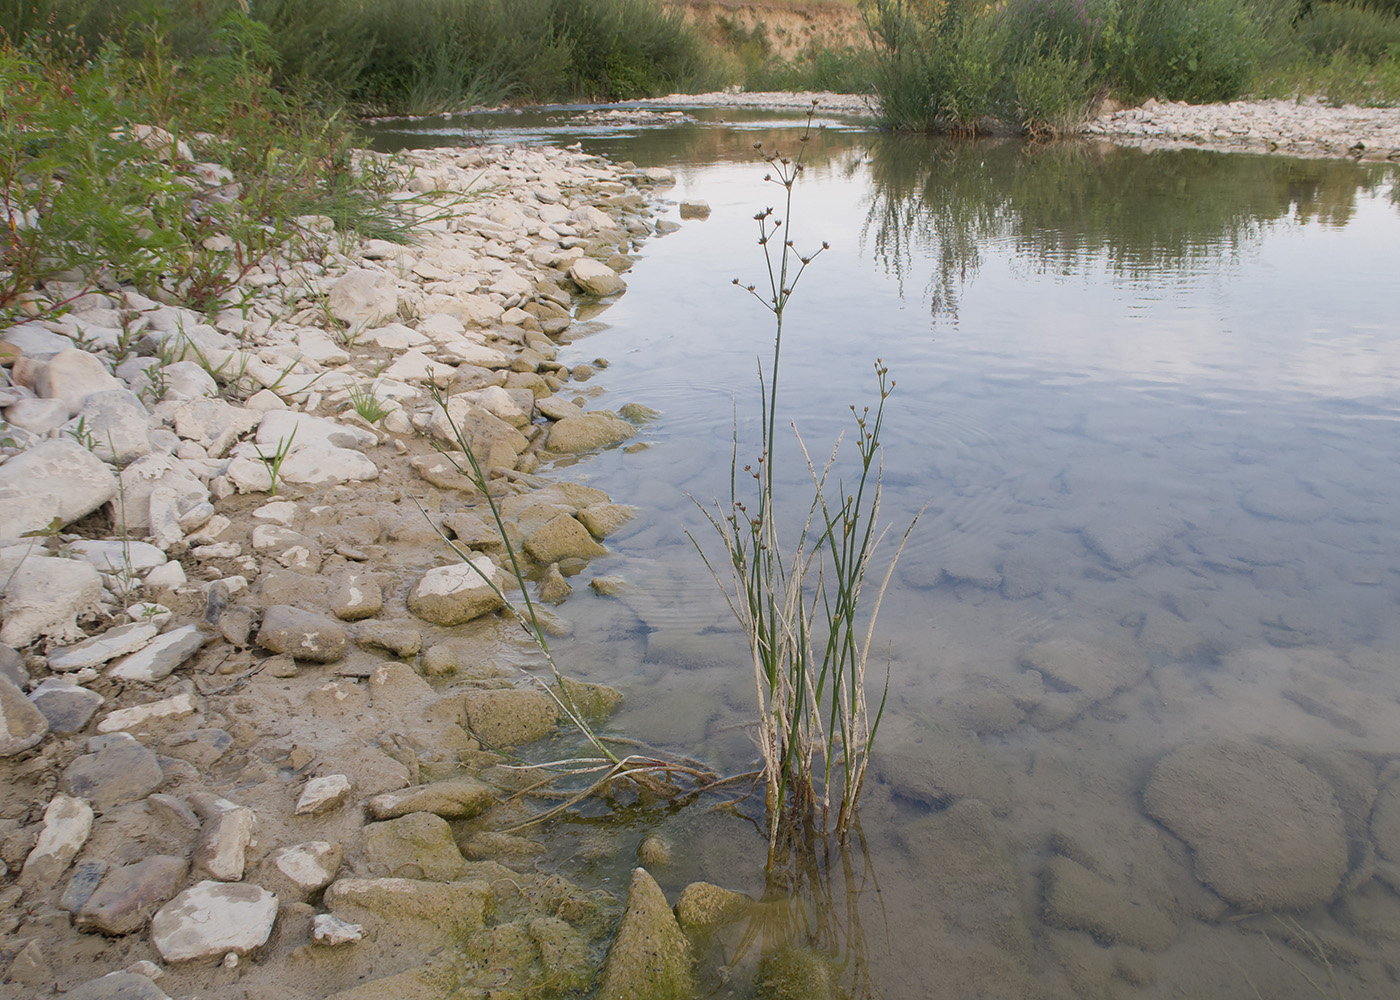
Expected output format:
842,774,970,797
375,108,1400,998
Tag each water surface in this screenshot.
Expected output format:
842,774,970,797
378,108,1400,999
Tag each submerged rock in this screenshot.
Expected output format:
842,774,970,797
1142,740,1348,910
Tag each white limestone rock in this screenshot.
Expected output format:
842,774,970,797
19,794,93,887
34,348,123,416
0,556,103,648
0,438,118,543
149,881,278,963
328,268,399,327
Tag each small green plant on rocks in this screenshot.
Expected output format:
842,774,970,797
347,384,391,424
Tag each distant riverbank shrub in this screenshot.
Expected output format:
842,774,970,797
1,0,722,113
858,0,1400,133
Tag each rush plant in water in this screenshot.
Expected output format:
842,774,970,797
694,103,922,855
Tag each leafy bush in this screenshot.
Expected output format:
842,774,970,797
2,0,722,114
858,0,1357,134
0,17,399,325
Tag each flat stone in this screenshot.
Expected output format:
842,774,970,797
356,621,421,658
265,841,343,901
256,605,347,663
96,692,196,734
70,389,152,464
67,539,167,574
19,793,93,887
62,972,171,1000
1143,740,1348,910
28,676,104,734
875,725,1014,815
192,799,256,882
296,774,352,816
1041,856,1177,951
367,777,496,821
75,855,188,935
107,625,206,683
59,858,109,913
329,570,383,621
1368,776,1400,863
362,812,467,881
313,913,363,946
49,623,160,672
0,673,49,755
407,557,504,626
150,880,279,962
63,740,165,810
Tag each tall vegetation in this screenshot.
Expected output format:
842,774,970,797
859,0,1400,134
2,0,722,114
0,12,403,326
695,108,921,856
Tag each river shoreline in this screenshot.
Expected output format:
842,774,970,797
640,89,1400,160
0,138,716,999
2,91,1397,1000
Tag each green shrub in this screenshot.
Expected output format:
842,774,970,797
1292,1,1400,60
0,18,399,324
2,0,722,115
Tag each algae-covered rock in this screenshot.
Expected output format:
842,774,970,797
461,687,558,747
362,812,467,881
555,677,623,718
673,881,753,941
598,868,695,1000
547,412,636,454
523,513,607,563
757,945,842,1000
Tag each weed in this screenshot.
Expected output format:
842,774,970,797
692,105,921,855
347,384,391,424
253,426,296,496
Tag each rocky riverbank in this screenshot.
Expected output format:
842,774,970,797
644,89,1400,160
0,138,740,999
1083,96,1400,160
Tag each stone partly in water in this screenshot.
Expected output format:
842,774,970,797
1142,740,1348,910
459,688,558,747
598,868,694,1000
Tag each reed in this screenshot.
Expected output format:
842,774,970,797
693,104,921,855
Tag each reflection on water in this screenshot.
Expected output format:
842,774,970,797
379,109,1400,998
860,136,1393,324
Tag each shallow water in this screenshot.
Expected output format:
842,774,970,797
377,108,1400,998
